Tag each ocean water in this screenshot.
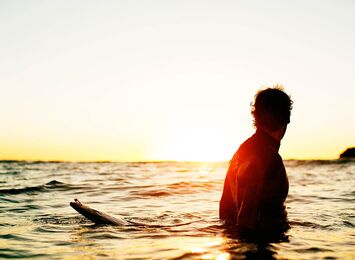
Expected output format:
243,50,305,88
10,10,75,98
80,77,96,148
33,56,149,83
0,160,354,259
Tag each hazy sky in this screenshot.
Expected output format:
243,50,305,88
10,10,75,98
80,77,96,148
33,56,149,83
0,0,354,161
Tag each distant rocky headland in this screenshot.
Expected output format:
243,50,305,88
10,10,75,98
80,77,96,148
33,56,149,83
340,148,355,158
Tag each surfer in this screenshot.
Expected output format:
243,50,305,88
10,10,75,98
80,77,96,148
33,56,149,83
219,87,293,235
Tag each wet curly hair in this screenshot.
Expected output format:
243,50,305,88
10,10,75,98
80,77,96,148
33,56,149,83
251,86,293,131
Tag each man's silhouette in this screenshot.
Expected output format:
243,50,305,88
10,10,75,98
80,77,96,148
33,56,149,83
220,87,293,235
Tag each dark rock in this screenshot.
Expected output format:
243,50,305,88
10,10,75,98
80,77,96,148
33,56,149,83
340,148,355,158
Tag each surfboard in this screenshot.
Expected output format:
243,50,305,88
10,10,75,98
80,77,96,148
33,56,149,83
70,198,126,225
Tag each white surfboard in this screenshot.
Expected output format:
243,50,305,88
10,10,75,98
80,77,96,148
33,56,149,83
70,198,126,225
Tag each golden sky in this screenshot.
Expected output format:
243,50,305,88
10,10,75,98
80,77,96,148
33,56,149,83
0,0,354,161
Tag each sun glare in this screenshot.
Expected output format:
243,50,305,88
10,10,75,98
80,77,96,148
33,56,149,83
159,126,235,162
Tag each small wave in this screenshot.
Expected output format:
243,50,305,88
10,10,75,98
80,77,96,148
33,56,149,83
0,160,24,164
0,180,82,195
0,234,33,241
9,204,42,212
134,190,172,197
294,247,334,253
0,249,47,259
0,197,21,203
0,170,22,175
130,220,195,229
45,180,67,187
167,181,217,190
285,159,355,167
0,160,63,165
0,186,46,195
0,223,16,227
130,180,220,197
288,220,335,230
343,220,354,228
198,224,223,234
87,233,125,239
172,251,205,260
34,226,70,233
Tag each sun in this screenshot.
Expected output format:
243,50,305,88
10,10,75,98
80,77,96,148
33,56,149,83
157,125,235,162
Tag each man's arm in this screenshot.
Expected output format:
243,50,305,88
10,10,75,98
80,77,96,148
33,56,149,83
236,159,265,231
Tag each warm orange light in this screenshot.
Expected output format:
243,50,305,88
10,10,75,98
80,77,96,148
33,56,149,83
156,125,236,162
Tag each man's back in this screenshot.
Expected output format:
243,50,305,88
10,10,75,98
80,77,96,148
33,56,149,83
219,129,289,232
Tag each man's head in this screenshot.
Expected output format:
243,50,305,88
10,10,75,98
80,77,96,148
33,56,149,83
251,86,293,133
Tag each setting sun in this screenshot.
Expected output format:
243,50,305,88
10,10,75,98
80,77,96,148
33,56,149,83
160,125,235,162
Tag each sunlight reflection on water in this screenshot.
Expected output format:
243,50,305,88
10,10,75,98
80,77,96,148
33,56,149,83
0,160,354,259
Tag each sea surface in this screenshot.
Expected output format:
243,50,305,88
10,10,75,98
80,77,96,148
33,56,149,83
0,160,354,259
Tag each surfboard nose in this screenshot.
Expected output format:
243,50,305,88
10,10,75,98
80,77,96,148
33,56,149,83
69,199,127,226
69,201,77,210
70,198,82,209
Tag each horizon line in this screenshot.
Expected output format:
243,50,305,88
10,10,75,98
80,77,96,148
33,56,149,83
0,158,348,163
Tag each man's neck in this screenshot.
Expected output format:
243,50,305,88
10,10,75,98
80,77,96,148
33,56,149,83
258,125,286,143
